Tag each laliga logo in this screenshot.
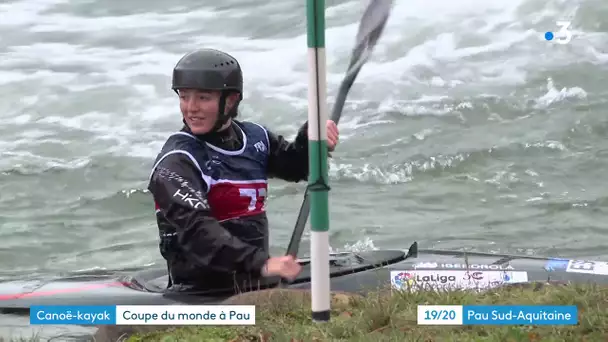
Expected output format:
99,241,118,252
393,272,415,288
544,21,573,45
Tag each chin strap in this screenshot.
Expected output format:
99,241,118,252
205,91,241,135
208,92,229,133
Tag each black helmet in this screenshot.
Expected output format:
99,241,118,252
172,48,243,100
172,48,244,133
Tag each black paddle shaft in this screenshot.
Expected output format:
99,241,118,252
285,0,394,258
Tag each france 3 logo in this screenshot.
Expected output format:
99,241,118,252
544,21,573,45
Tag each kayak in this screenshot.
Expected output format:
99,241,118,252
2,241,608,313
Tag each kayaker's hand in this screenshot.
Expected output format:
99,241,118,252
261,256,302,281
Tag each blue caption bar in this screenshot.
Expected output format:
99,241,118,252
462,305,578,325
30,306,116,325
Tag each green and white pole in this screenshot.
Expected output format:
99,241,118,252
306,0,331,322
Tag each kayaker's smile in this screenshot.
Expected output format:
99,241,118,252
178,88,238,135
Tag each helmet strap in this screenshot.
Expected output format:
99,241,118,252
208,91,239,134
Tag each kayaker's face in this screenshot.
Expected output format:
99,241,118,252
178,89,237,134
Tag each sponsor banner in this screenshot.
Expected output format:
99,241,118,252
390,270,528,292
565,259,608,276
413,262,514,270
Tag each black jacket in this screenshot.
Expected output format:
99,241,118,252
147,121,308,289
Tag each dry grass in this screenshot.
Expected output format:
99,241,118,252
120,281,608,342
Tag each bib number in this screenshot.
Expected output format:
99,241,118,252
239,188,267,211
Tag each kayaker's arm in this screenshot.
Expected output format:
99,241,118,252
266,121,309,182
148,153,269,276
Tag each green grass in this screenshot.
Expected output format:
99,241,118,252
115,281,608,342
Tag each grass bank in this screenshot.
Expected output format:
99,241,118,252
122,282,605,342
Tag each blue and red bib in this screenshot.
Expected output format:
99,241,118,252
151,121,270,221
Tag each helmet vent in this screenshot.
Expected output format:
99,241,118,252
214,61,233,67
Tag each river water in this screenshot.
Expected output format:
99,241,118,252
1,0,607,340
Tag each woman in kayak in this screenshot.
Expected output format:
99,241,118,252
147,48,339,291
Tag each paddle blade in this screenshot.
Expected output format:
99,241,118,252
347,0,393,74
331,0,393,123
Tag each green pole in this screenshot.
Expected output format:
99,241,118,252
306,0,331,322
